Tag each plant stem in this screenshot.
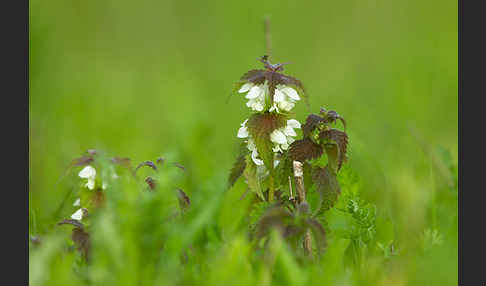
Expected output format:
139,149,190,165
264,16,272,59
293,160,312,257
268,173,275,202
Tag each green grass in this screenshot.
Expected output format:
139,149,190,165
29,0,457,285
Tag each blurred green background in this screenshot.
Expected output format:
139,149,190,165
29,0,457,284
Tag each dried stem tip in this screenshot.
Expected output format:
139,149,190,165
293,161,304,178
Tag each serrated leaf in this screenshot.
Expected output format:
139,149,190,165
302,114,326,138
247,112,287,170
227,145,249,189
289,138,324,162
320,129,348,171
239,69,267,85
312,166,341,213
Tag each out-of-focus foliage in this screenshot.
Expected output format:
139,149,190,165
29,0,457,285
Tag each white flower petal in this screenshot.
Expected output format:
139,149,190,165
272,145,282,153
102,182,108,190
287,119,301,129
287,136,296,145
71,208,84,220
238,83,253,93
283,126,297,137
269,104,278,112
246,85,263,99
251,149,264,166
270,129,287,144
281,142,289,150
86,178,95,190
79,165,96,179
247,139,256,151
281,86,300,101
278,100,294,111
237,126,249,138
252,101,264,111
73,198,81,207
274,89,285,102
240,119,248,127
274,160,280,168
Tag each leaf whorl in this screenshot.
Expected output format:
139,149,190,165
288,138,324,162
240,69,266,85
302,114,327,137
319,129,348,170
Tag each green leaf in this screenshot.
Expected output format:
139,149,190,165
243,155,265,201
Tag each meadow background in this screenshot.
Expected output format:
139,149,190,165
29,0,458,285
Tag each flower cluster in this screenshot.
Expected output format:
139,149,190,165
238,81,301,113
71,165,114,221
237,119,301,166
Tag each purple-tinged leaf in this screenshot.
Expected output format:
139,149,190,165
145,176,156,190
58,219,84,229
312,166,341,212
156,157,165,165
240,69,266,85
177,189,190,211
135,161,157,173
320,129,348,170
302,114,326,138
289,138,324,162
72,227,90,260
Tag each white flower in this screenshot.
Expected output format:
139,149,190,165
271,85,300,112
246,85,265,99
79,165,96,190
238,82,254,93
269,119,301,154
270,129,287,145
247,138,257,151
239,82,268,112
71,208,85,220
73,198,81,207
246,96,265,112
237,119,249,138
287,119,301,129
251,149,264,166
